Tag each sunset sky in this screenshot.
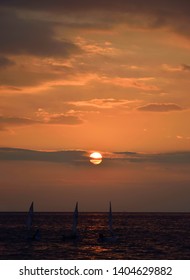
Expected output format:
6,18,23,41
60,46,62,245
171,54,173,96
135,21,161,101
0,1,190,211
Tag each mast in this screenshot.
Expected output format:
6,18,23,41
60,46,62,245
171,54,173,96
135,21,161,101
72,202,78,235
108,201,113,234
26,201,34,231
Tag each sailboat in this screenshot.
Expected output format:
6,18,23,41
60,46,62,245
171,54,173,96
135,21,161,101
98,202,117,243
72,201,78,235
26,201,33,231
26,201,41,241
108,201,113,235
62,202,80,241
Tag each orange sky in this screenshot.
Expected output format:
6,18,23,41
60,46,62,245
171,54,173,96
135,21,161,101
0,1,190,152
0,1,190,211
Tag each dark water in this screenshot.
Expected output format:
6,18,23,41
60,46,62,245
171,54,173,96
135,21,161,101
0,212,190,260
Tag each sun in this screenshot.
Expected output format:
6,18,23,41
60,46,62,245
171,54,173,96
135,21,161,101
90,152,103,165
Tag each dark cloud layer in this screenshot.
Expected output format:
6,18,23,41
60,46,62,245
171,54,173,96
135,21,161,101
0,147,87,164
0,0,190,37
0,9,81,57
0,148,190,166
0,56,15,68
0,0,189,14
137,103,184,112
112,151,190,165
0,0,189,64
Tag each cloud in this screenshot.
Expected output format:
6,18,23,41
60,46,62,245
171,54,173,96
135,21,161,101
162,64,183,72
0,148,190,166
137,103,184,112
0,86,21,91
109,151,190,165
0,110,83,130
0,116,38,131
76,37,116,55
144,151,190,164
36,108,83,125
0,116,39,126
0,0,188,15
176,135,190,140
0,147,87,165
0,68,59,88
162,64,190,72
47,115,82,125
182,64,190,71
0,56,15,68
0,9,81,58
102,77,159,91
1,1,190,38
68,98,137,109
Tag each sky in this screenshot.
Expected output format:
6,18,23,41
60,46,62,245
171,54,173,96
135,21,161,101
0,1,190,211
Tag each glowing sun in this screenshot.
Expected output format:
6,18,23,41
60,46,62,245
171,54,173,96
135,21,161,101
90,152,103,165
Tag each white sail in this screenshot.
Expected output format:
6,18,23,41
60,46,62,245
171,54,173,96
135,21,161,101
72,202,78,235
108,201,113,234
26,202,33,230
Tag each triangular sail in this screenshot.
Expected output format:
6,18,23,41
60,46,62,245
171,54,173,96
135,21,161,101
26,202,33,230
108,201,113,234
72,202,78,234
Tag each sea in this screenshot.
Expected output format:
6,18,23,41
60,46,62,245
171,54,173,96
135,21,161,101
0,212,190,260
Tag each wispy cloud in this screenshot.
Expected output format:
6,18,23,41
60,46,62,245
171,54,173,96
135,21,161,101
0,110,83,130
137,103,184,112
36,108,83,125
68,98,139,109
76,37,117,55
0,116,39,127
102,77,159,91
162,64,190,72
176,135,190,141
